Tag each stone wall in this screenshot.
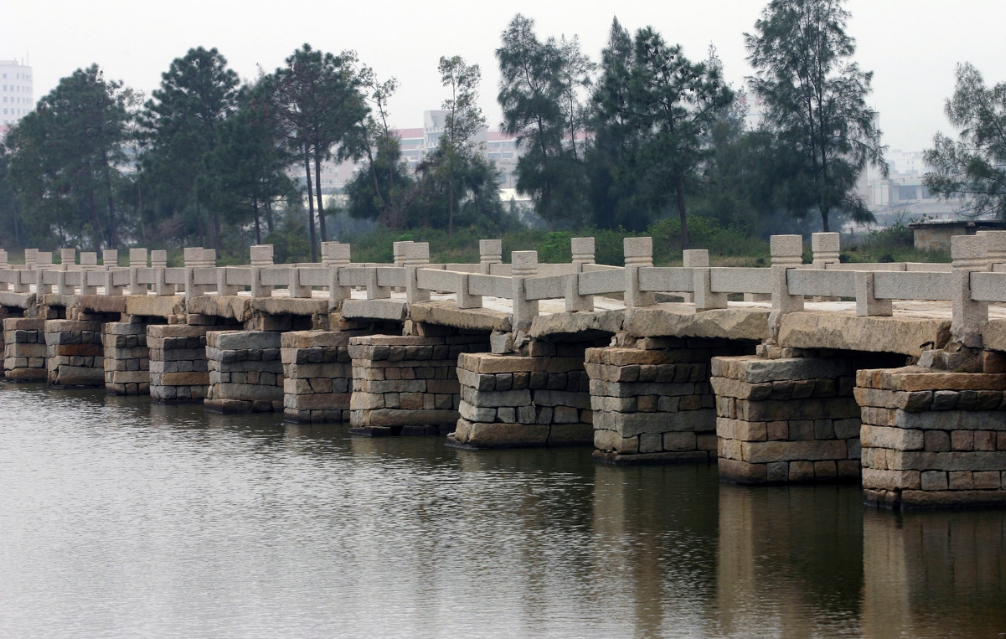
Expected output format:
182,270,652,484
148,324,211,403
451,344,594,448
45,318,105,387
586,337,749,464
3,318,46,382
205,330,283,413
711,355,861,484
349,334,488,436
103,319,154,395
281,330,353,424
856,366,1006,509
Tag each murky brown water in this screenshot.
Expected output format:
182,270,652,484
0,383,1004,638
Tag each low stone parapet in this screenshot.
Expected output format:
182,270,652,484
3,318,46,382
856,367,1006,509
586,338,741,464
281,330,353,423
205,331,283,413
45,318,105,387
711,355,861,483
103,320,151,395
451,347,593,448
148,324,211,403
349,334,487,436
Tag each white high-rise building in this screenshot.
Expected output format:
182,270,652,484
0,59,33,131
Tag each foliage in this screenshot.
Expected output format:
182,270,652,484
266,44,367,257
5,64,134,250
200,85,296,245
497,15,590,229
589,21,734,248
745,0,885,232
138,47,240,249
924,63,1006,219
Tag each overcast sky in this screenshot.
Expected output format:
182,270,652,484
2,0,1005,152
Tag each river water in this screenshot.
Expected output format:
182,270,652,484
1,384,1004,639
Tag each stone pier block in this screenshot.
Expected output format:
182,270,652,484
349,334,489,436
451,342,597,448
103,320,155,395
205,330,283,413
857,366,1006,509
587,337,750,464
45,319,105,387
148,324,212,402
712,355,861,484
281,330,354,424
3,317,46,382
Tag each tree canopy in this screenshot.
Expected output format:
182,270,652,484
745,0,885,232
924,63,1006,219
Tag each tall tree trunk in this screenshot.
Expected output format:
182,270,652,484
303,149,318,263
265,200,275,234
314,151,328,243
100,149,118,249
448,177,455,236
676,174,689,250
253,199,261,245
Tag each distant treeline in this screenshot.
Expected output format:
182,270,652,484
5,0,998,264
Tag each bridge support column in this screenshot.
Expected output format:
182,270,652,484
856,367,1006,509
711,355,861,484
147,325,211,403
450,345,594,448
45,317,106,387
349,334,487,436
205,331,283,413
103,317,162,395
3,318,46,382
587,338,749,464
281,331,352,424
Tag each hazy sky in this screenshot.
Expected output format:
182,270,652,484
2,0,1005,151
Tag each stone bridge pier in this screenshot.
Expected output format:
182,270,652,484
711,349,904,485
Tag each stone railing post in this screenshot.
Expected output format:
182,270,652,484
480,239,502,275
25,248,38,271
217,267,242,296
769,235,804,340
404,242,431,304
977,230,1006,271
183,247,210,299
250,244,274,267
366,267,390,300
128,249,147,295
35,268,52,296
811,232,840,268
623,237,655,308
854,271,891,317
511,250,539,331
150,250,167,269
321,241,345,267
59,248,76,271
951,234,989,348
564,272,593,313
101,250,118,270
687,248,726,310
104,269,126,296
571,237,595,271
325,243,352,311
0,248,7,269
288,265,312,298
79,253,98,294
36,252,53,268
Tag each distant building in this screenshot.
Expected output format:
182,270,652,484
909,219,1006,252
303,109,523,200
0,59,33,133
